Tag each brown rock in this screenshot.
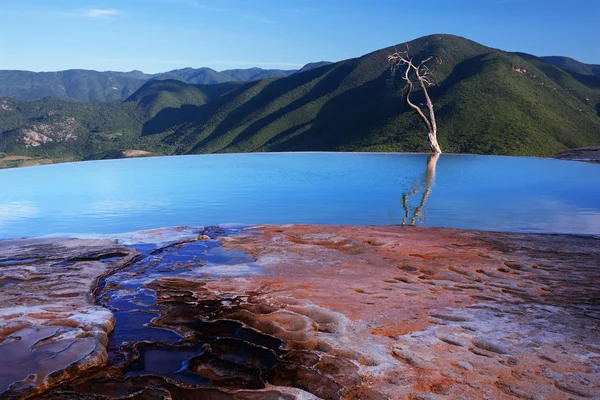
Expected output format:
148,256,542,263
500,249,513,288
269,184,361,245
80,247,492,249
3,225,600,399
0,238,137,398
215,225,600,399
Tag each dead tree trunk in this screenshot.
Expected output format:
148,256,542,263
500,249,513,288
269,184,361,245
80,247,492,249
388,49,442,154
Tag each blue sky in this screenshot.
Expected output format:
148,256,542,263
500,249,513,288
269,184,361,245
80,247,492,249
0,0,598,73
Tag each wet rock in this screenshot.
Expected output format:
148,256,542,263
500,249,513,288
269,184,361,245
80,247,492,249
0,238,136,399
210,338,279,370
3,225,600,399
43,375,297,399
218,225,600,399
0,326,104,397
343,387,389,400
282,350,321,367
316,355,361,387
316,355,358,376
270,361,343,400
188,352,264,389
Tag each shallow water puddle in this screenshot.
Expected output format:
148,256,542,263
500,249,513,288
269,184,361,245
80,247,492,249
127,342,210,385
89,226,276,389
39,226,354,399
0,257,42,266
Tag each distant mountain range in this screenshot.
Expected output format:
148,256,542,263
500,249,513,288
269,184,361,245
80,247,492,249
541,56,600,78
0,62,332,102
1,34,599,168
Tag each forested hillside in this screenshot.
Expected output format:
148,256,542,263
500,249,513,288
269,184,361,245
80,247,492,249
0,64,331,102
1,34,599,167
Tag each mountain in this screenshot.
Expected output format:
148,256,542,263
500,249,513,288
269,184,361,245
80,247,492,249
0,69,150,102
149,67,304,85
1,34,599,167
221,68,295,82
542,56,600,78
296,62,333,74
0,65,330,102
127,79,244,120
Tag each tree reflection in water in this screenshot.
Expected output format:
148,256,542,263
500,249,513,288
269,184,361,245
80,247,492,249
401,153,439,225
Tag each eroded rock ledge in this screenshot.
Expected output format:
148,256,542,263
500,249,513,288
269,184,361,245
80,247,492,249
0,238,138,399
214,225,600,399
1,226,599,399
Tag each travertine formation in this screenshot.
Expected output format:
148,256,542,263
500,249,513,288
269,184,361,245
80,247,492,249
1,226,599,399
0,238,138,399
213,225,600,399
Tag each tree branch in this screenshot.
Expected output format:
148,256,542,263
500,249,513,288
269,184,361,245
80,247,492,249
403,62,433,132
388,45,442,153
417,56,434,70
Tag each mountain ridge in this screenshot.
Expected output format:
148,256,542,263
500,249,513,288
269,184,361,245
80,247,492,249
0,63,332,102
542,56,600,78
1,34,599,168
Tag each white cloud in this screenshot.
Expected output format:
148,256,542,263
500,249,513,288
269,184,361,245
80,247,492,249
76,9,120,19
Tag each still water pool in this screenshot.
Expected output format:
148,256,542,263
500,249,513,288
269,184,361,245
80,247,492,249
0,153,599,238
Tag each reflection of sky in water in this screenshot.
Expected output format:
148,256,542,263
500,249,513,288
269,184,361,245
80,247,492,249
83,200,168,217
0,153,599,238
0,201,38,225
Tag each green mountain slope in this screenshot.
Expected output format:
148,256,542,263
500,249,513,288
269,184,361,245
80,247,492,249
125,79,244,118
0,65,325,102
542,56,600,78
296,62,333,74
130,34,600,156
0,69,150,102
1,34,599,167
221,68,294,81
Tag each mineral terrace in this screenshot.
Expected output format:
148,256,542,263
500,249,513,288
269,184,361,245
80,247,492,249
0,225,599,399
0,238,138,399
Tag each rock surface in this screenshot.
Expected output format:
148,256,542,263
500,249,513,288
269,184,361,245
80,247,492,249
1,226,599,399
0,238,138,399
0,156,55,169
213,225,600,399
554,146,600,163
122,150,153,158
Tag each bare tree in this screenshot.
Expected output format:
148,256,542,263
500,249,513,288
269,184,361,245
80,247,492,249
388,47,442,154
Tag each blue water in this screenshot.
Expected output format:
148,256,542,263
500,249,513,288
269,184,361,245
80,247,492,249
0,153,599,238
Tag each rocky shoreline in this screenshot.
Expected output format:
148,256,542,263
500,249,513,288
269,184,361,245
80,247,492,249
554,146,600,163
1,225,599,399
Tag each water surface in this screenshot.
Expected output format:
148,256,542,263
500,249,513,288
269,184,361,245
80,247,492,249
0,153,599,238
93,226,273,386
